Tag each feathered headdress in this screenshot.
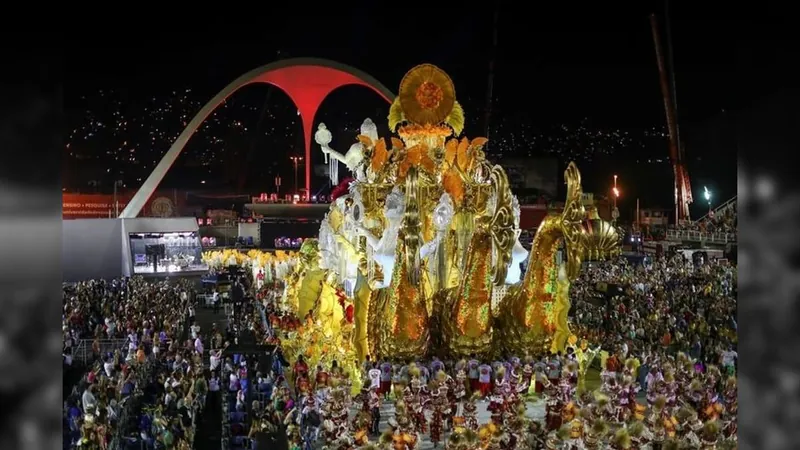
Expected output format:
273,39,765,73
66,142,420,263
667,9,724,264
613,428,632,449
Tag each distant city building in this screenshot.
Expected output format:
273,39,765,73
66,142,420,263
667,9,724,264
638,208,670,227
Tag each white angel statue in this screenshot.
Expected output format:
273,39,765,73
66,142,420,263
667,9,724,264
421,193,455,292
315,119,378,182
317,217,338,272
506,195,530,284
355,186,405,288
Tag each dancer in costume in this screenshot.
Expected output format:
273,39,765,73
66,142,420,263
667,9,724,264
463,392,480,431
612,375,631,423
626,421,654,449
686,378,704,411
507,358,522,400
557,367,576,407
403,366,427,434
368,383,382,435
721,376,737,441
583,413,611,450
503,404,530,450
452,365,467,421
698,421,721,450
440,369,457,432
538,369,562,431
520,358,534,395
663,369,678,409
315,364,330,391
428,374,450,448
387,401,420,450
676,406,705,448
487,366,508,425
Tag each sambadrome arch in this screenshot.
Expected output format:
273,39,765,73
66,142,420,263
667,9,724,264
120,58,395,218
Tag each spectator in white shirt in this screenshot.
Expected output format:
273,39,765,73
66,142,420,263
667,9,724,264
105,317,116,337
721,347,738,374
194,337,204,355
82,385,97,414
229,373,239,392
190,323,201,340
103,358,115,378
107,400,119,423
164,387,175,407
209,375,220,392
210,349,221,372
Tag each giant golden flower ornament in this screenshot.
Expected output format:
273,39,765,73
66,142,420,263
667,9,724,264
398,64,456,125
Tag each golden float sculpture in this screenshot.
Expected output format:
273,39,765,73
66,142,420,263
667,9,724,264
283,64,622,363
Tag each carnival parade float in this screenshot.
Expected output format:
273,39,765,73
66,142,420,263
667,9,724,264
280,64,622,373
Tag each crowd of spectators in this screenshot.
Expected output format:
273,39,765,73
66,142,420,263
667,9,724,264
208,277,296,450
62,277,209,450
571,255,737,377
673,200,738,236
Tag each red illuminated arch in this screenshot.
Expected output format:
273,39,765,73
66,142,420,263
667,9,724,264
121,58,395,218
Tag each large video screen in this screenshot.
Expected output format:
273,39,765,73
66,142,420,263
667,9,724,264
129,231,208,274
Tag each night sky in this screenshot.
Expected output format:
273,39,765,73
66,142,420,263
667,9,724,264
63,4,796,217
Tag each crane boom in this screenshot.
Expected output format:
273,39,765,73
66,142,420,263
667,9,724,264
650,13,692,223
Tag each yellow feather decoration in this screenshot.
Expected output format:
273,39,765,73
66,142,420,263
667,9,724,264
388,97,405,131
445,101,465,136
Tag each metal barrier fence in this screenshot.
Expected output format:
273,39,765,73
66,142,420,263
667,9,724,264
666,229,737,244
72,339,129,365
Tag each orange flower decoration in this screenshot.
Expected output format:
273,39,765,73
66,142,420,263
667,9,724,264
443,170,465,205
415,81,444,109
371,138,389,173
398,144,434,179
357,135,373,148
456,137,473,170
442,138,465,204
444,138,458,166
390,137,405,150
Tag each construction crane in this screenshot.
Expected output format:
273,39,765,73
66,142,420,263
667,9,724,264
650,12,693,224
